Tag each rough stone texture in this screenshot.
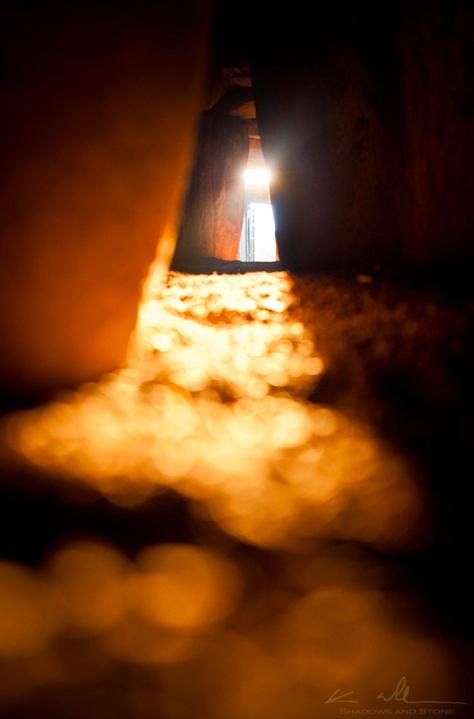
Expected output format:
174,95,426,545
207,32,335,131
0,1,211,398
400,1,474,263
248,0,474,271
173,110,249,266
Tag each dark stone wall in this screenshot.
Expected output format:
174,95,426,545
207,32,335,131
400,0,474,263
247,0,474,271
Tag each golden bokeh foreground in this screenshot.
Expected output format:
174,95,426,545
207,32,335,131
1,270,463,718
0,538,464,718
3,271,422,550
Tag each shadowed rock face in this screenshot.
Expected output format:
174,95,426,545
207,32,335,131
0,1,211,399
247,0,474,271
173,59,255,269
173,111,249,266
400,1,474,262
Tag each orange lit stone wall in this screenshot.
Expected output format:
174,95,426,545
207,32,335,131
0,1,211,398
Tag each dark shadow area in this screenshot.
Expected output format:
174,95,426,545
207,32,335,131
290,263,474,639
171,257,282,274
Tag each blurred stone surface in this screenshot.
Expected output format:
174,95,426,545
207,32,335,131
0,1,211,398
0,267,472,718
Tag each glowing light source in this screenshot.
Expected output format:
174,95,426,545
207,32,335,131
243,166,272,188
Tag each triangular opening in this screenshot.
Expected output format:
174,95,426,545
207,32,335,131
238,136,278,263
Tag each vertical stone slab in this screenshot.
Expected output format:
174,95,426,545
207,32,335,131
400,0,474,263
249,0,474,271
248,2,402,272
174,111,249,265
0,1,211,398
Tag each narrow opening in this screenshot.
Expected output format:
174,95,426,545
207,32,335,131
238,137,278,262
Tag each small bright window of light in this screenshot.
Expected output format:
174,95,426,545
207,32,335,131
249,203,276,261
239,158,278,262
243,167,272,188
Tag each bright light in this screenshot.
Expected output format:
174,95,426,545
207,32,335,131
249,203,277,261
243,166,272,188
